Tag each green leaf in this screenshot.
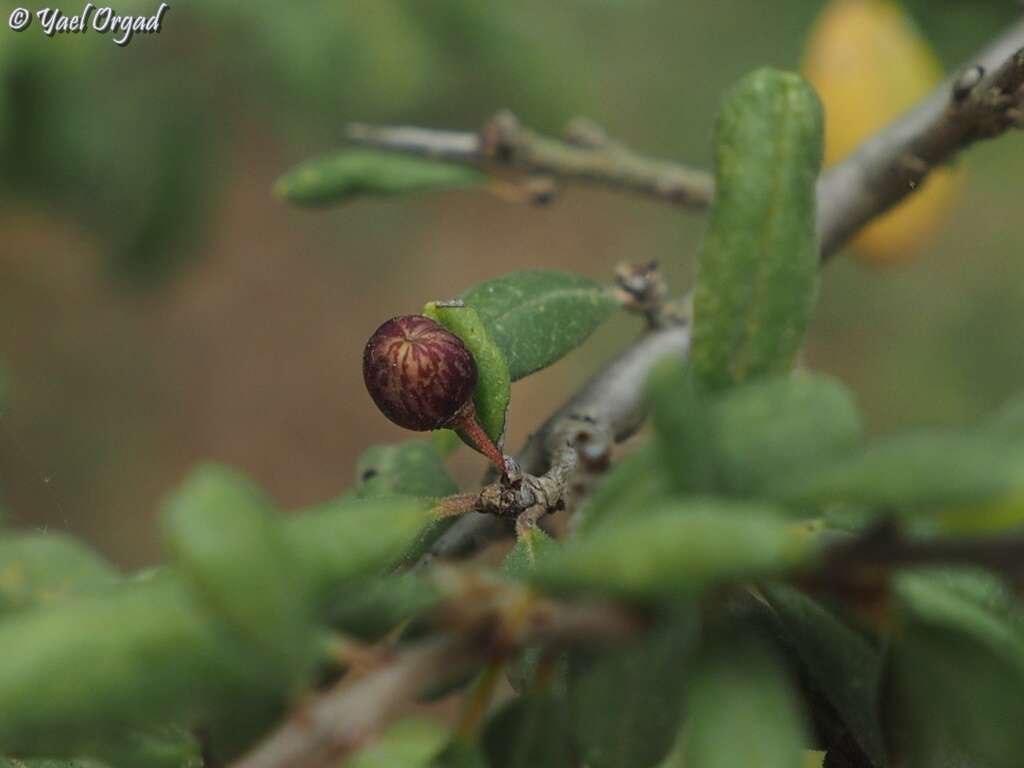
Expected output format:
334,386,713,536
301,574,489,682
0,575,232,756
574,443,673,534
433,429,463,458
770,432,1024,518
691,68,823,391
532,499,816,599
274,149,484,207
983,391,1024,444
0,533,120,617
356,441,459,499
327,572,440,642
648,358,715,495
432,741,488,768
709,371,863,497
283,495,438,604
763,585,885,766
890,571,1024,768
162,464,315,688
482,692,575,768
348,718,450,768
503,527,559,580
684,630,808,768
569,608,698,768
424,301,512,446
460,271,618,381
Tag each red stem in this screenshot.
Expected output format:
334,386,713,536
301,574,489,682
451,401,507,478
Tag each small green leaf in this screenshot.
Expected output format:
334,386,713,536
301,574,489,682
283,495,438,604
424,301,511,446
763,585,885,766
0,533,120,617
569,608,698,768
684,630,808,768
890,571,1024,768
327,573,440,642
574,443,673,534
482,692,574,768
648,358,715,495
433,429,463,457
460,271,618,381
432,741,488,767
162,464,315,687
356,441,459,499
348,718,450,768
771,432,1024,517
709,371,863,497
503,527,559,580
691,68,823,391
274,149,484,207
532,499,816,599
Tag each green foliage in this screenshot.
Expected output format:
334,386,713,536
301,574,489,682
0,533,120,616
274,150,485,207
459,271,618,381
532,499,815,599
691,68,823,391
683,629,808,768
356,440,459,499
348,718,451,768
574,442,673,533
424,302,512,446
482,692,574,768
569,609,697,768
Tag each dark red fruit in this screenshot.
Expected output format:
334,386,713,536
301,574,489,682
363,314,508,475
363,315,477,431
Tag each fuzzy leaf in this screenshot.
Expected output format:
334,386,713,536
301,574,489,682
648,358,715,495
460,271,618,381
764,585,885,766
574,442,673,534
482,692,574,768
283,495,439,604
771,432,1024,519
503,527,559,580
274,149,484,207
424,301,511,446
356,441,459,499
685,630,808,768
691,68,823,391
890,571,1024,768
0,533,120,617
326,573,440,642
162,464,315,687
569,608,698,768
348,719,450,768
532,499,816,599
709,371,863,497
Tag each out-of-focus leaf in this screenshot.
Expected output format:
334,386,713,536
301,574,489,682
283,495,438,603
890,570,1024,768
684,630,808,768
327,573,440,642
348,718,450,768
425,302,511,446
648,358,714,494
569,607,698,768
432,740,488,767
162,464,315,688
982,391,1024,443
0,533,120,617
460,271,618,381
482,692,574,768
770,433,1024,520
709,371,862,497
356,441,459,499
690,69,823,391
763,585,885,766
274,149,484,207
432,429,463,457
532,499,816,599
503,527,559,580
574,443,672,534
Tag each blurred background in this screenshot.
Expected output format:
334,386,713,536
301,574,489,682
0,0,1021,566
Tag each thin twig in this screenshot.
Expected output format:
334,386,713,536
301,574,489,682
348,111,715,209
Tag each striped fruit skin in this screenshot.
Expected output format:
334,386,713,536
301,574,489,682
363,315,478,432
